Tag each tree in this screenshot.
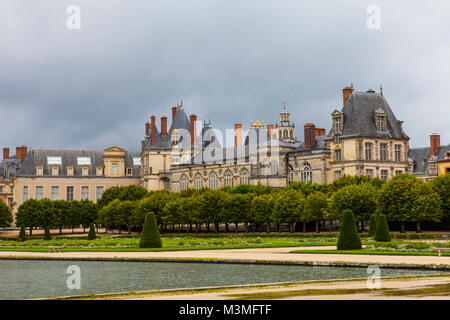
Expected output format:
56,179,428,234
99,199,120,232
408,183,442,233
0,201,13,228
271,190,303,232
429,174,450,223
337,209,362,250
67,201,82,233
197,190,226,233
79,199,98,232
87,223,97,240
18,226,27,241
115,200,137,233
368,215,377,237
330,183,378,231
132,191,174,228
53,200,71,234
139,212,162,248
303,191,329,233
221,193,252,232
374,214,391,242
251,194,274,232
44,226,51,240
37,199,56,229
16,199,41,235
96,186,122,209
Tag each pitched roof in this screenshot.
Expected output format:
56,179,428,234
16,148,140,177
169,105,190,132
408,147,430,174
435,144,450,161
327,91,409,140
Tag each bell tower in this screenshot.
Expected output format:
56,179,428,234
275,102,296,142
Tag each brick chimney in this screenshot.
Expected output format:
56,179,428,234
342,86,354,105
189,114,197,145
151,115,156,147
21,146,27,164
3,148,9,160
234,123,242,146
16,147,22,162
172,106,177,122
315,128,326,136
267,123,274,140
161,116,168,136
145,122,150,136
430,133,441,157
304,123,316,150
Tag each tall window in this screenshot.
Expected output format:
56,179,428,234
380,170,388,181
283,129,288,139
224,171,233,187
67,167,74,176
52,167,59,176
81,186,89,200
180,175,189,191
395,170,403,176
97,167,103,176
36,167,43,175
376,115,387,131
380,143,388,161
51,186,59,201
67,186,74,201
365,142,373,160
366,169,374,178
112,163,118,175
334,149,342,162
23,186,28,202
395,145,402,162
300,162,312,183
96,186,104,201
288,164,295,184
82,167,89,176
194,173,203,190
239,169,249,185
334,170,342,180
208,172,218,190
334,116,343,133
36,186,44,200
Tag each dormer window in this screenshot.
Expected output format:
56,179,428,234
36,166,43,176
375,108,387,131
51,166,59,176
332,110,344,135
171,129,181,146
82,166,89,176
96,167,103,176
67,167,74,176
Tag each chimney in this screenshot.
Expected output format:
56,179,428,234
315,128,326,136
267,123,274,140
145,122,150,136
367,88,375,93
151,115,156,147
189,114,197,145
430,134,441,157
21,146,27,164
3,148,9,160
304,123,316,150
342,86,354,105
234,123,242,146
16,147,22,162
172,106,177,122
161,116,168,136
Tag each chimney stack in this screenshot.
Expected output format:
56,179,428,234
342,86,354,105
145,122,150,136
267,123,274,140
315,128,326,136
234,123,242,147
367,88,375,93
189,114,197,145
172,106,177,122
3,148,9,160
151,116,156,147
21,146,27,164
16,147,22,162
430,133,441,157
304,123,316,150
161,116,168,136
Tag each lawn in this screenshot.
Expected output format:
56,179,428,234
0,233,337,252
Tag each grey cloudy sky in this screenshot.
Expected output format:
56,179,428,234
1,0,449,155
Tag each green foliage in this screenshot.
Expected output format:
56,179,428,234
139,212,162,248
16,199,41,233
337,210,362,250
271,190,304,231
79,199,99,229
87,223,96,240
18,226,27,241
368,215,377,237
303,191,329,222
97,185,147,209
0,201,13,228
429,174,450,222
250,194,274,225
374,214,391,242
44,226,51,240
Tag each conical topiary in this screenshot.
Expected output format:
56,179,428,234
44,226,51,240
374,214,391,242
18,226,27,242
139,212,162,248
368,214,377,237
87,223,97,240
337,209,362,250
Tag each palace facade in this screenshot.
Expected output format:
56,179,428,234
1,85,448,215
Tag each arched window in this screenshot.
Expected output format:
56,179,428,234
194,172,203,190
224,170,233,187
239,169,249,185
300,162,312,183
208,171,218,190
288,164,295,184
180,175,188,191
283,129,288,138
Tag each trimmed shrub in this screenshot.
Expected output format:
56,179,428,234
87,223,97,240
368,215,377,237
18,226,27,242
139,212,162,248
337,209,362,250
374,214,391,242
44,226,51,240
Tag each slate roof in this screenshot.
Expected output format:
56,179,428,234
295,135,328,152
326,91,409,140
169,105,190,132
408,147,431,174
435,144,450,161
0,158,21,179
16,149,140,177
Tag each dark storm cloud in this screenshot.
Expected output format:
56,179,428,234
1,0,450,155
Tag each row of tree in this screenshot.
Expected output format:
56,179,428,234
6,173,450,234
